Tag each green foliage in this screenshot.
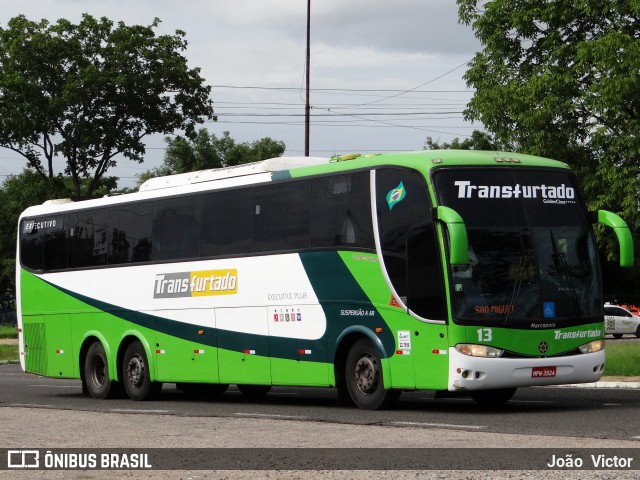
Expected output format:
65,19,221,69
138,130,286,183
0,326,17,339
457,0,640,296
603,341,640,377
0,14,215,200
424,130,505,151
0,171,70,293
0,170,94,294
0,345,18,362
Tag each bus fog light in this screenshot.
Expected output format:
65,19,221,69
455,344,504,358
579,340,604,354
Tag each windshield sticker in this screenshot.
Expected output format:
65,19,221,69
386,181,406,210
543,302,556,318
454,180,576,204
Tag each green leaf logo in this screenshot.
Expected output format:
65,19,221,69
386,181,406,210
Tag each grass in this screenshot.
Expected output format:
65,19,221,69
0,325,18,339
604,341,640,376
0,344,18,362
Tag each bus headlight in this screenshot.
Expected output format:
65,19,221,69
579,339,605,354
455,344,504,358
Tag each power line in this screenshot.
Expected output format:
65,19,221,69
214,84,474,93
350,59,473,107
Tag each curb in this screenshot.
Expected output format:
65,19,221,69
549,381,640,389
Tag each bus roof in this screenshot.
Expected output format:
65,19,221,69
138,156,330,192
21,150,570,217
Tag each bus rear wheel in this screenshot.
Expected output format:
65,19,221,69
469,387,517,406
345,338,400,410
84,342,114,399
122,341,161,401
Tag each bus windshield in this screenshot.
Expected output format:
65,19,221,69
433,168,602,329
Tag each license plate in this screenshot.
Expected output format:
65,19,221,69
532,366,557,378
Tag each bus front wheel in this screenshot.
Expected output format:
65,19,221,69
345,338,400,410
84,342,114,399
122,341,161,401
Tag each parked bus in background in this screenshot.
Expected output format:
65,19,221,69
16,150,633,409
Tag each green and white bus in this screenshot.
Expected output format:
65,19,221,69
16,150,633,409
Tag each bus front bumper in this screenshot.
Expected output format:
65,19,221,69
447,347,605,391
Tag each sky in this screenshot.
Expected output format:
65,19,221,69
0,0,483,188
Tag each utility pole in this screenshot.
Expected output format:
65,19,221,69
305,0,311,157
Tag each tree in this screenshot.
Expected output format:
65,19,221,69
424,130,503,150
0,171,71,294
138,130,286,183
0,14,215,200
457,0,640,298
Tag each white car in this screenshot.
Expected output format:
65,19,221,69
604,305,640,338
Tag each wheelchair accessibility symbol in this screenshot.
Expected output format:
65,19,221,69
543,302,556,318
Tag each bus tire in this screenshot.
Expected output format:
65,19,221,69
237,384,271,397
613,334,623,339
122,341,160,401
345,338,399,410
469,387,517,406
84,342,114,399
635,325,640,338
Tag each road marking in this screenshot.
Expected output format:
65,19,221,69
27,384,78,388
511,400,554,404
603,403,622,406
234,413,306,420
110,408,171,414
7,403,56,408
389,421,486,430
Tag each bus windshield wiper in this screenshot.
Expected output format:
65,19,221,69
550,230,581,321
504,231,529,325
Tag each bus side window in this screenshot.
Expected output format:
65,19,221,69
68,210,108,268
20,219,44,270
44,215,70,270
310,172,374,249
152,196,201,261
109,203,153,264
253,181,310,252
200,189,252,257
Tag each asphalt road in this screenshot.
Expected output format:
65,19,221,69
2,362,640,479
1,363,639,441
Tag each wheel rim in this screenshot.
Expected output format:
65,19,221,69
354,354,379,395
126,354,145,389
90,355,106,388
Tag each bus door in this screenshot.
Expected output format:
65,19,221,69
375,167,449,389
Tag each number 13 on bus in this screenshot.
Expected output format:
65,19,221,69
16,150,633,409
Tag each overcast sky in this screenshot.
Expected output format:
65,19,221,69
0,0,483,187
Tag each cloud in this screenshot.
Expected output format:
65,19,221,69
200,0,479,56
